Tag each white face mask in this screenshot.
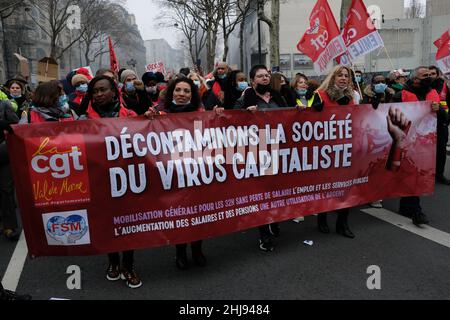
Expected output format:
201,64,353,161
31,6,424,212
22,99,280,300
193,80,201,88
172,99,191,106
146,86,157,94
335,85,348,92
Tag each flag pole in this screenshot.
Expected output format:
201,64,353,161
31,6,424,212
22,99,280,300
383,46,396,71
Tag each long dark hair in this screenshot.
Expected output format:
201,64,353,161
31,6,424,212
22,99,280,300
164,78,201,110
32,80,62,109
223,70,244,109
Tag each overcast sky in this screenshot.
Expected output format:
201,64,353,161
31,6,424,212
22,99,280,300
125,0,180,47
125,0,424,48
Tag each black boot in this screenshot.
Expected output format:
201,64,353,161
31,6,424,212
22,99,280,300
191,240,207,267
336,210,355,239
318,213,330,234
175,244,189,270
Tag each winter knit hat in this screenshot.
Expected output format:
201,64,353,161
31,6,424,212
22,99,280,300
72,74,89,86
76,67,93,80
120,69,137,83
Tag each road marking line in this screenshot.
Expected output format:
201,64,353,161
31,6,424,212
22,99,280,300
1,231,28,291
362,208,450,248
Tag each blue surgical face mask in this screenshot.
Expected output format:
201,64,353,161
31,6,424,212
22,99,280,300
125,82,135,92
355,76,362,83
76,84,88,93
11,93,22,99
296,89,308,96
237,81,249,91
218,74,227,80
58,94,68,109
374,83,388,94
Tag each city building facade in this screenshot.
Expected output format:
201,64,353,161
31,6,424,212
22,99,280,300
144,39,183,74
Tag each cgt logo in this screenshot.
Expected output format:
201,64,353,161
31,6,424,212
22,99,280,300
31,137,84,179
43,210,91,246
26,135,91,207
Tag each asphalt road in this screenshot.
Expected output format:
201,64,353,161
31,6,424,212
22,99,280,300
1,161,450,301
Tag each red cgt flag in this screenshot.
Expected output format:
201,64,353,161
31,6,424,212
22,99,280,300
338,0,384,65
434,28,450,49
297,0,346,75
109,36,119,75
435,29,450,74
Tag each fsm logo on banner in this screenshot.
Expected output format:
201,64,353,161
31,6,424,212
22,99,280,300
26,135,91,207
42,210,91,246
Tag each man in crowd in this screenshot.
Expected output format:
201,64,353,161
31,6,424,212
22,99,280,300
429,66,450,185
393,66,441,226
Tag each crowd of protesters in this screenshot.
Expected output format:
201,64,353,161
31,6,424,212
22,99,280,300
0,61,449,297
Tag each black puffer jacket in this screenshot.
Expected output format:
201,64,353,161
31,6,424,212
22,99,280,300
0,100,19,165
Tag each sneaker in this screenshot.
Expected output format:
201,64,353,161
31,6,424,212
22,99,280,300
369,201,383,209
3,229,20,241
121,267,142,289
436,175,450,185
0,289,32,301
293,217,305,223
412,212,429,226
259,238,274,252
398,209,412,218
106,263,121,281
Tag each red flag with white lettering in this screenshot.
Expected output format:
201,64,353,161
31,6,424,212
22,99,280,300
434,28,449,49
338,0,384,65
434,28,450,74
296,0,346,75
109,36,119,75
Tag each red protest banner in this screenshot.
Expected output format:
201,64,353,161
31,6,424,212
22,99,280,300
435,29,450,74
338,0,384,65
297,0,346,74
8,102,436,257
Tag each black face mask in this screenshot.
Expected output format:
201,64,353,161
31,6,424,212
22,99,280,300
420,77,433,89
255,84,271,95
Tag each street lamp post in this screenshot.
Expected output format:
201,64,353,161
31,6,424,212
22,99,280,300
257,0,262,64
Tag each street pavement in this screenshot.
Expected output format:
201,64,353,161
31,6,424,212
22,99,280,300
1,161,450,301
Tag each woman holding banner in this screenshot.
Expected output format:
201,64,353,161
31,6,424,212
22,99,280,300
311,65,356,239
85,75,142,289
146,77,209,271
234,64,287,252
